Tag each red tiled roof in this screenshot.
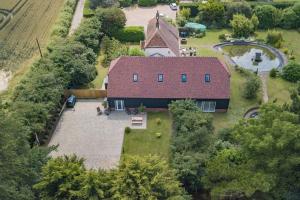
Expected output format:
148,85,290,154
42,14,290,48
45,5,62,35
107,57,230,99
144,17,180,56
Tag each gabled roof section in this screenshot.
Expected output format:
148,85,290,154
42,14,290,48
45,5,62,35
107,56,231,99
144,16,180,56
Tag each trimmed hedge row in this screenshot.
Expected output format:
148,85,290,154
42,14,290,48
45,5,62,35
51,0,79,38
179,1,296,17
138,0,158,7
114,26,145,42
7,2,103,145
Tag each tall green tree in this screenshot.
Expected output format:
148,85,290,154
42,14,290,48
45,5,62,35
0,111,50,200
254,5,280,29
49,40,97,87
95,7,126,37
198,0,225,27
203,104,300,199
34,155,86,200
113,155,190,200
230,14,255,38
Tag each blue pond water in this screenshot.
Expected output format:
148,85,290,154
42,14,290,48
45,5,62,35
222,45,281,72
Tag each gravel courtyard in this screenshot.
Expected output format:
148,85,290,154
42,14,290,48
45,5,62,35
48,99,146,169
123,5,177,29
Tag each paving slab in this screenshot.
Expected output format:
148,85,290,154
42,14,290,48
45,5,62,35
49,99,146,169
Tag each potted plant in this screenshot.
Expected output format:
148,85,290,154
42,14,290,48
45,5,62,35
102,101,108,109
138,103,146,114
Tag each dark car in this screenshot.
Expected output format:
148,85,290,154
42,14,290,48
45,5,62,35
66,95,76,108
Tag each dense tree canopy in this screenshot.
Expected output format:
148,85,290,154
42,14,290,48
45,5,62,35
34,155,189,199
198,0,225,27
203,104,300,199
95,7,126,37
225,2,252,22
230,14,255,38
254,5,280,29
0,111,50,200
169,100,214,193
282,62,300,82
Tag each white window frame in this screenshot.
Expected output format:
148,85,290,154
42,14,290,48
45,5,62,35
158,74,163,82
133,74,138,82
200,101,216,112
115,100,124,111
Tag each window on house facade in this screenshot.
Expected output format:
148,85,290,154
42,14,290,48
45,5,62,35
205,74,211,82
181,74,187,82
133,73,138,82
158,74,163,82
200,101,216,112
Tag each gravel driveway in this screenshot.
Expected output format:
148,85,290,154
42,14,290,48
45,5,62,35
123,5,177,29
49,99,144,169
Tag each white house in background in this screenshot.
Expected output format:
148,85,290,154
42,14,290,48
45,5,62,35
141,11,180,57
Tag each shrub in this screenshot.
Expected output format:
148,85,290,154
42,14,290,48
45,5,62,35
199,0,226,27
138,104,146,113
51,0,78,38
179,3,200,17
180,8,191,19
230,14,255,38
282,62,300,82
269,68,277,78
114,26,145,43
156,118,161,125
155,132,162,138
254,5,279,29
90,0,118,8
129,47,145,56
125,127,131,134
266,30,283,48
95,8,126,37
138,0,157,7
119,0,132,7
102,101,108,108
243,76,261,99
280,7,299,29
283,48,289,55
225,2,252,22
218,33,226,41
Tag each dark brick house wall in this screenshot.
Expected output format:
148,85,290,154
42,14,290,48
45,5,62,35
107,98,229,111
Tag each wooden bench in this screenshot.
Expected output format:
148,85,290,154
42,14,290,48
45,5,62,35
131,117,143,125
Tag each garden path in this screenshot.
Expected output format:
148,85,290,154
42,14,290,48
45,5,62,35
69,0,85,35
259,72,269,103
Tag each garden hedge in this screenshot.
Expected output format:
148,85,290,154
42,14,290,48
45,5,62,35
179,3,201,17
138,0,157,7
179,1,296,18
114,26,145,42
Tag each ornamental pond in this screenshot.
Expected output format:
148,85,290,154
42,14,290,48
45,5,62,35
218,44,283,72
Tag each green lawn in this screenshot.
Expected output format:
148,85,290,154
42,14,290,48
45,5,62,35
267,76,295,105
256,29,300,62
122,112,172,159
184,30,261,131
89,55,108,89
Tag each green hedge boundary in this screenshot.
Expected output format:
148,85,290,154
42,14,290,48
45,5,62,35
114,26,145,43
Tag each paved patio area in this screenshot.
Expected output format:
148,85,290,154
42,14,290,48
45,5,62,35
48,99,147,169
123,5,177,29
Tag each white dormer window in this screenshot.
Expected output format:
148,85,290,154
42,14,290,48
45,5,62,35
158,74,163,82
133,74,138,82
205,74,210,83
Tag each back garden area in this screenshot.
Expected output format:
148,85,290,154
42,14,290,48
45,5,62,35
2,0,300,199
79,0,300,155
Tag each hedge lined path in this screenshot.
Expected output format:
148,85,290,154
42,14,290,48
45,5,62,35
69,0,85,35
259,72,269,103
